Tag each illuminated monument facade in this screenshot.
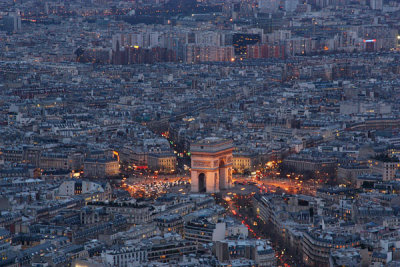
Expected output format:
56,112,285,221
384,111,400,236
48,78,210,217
190,138,234,193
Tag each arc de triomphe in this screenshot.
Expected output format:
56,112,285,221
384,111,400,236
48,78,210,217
190,138,234,193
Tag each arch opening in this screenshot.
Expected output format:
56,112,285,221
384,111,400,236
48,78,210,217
219,160,226,189
198,173,206,193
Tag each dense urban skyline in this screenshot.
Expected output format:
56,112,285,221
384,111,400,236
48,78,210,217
0,0,400,266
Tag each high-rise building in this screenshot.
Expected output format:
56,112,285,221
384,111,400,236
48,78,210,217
285,0,299,12
185,45,234,63
370,0,383,10
258,0,280,12
1,12,21,33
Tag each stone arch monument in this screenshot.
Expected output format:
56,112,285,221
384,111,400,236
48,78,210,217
190,138,234,193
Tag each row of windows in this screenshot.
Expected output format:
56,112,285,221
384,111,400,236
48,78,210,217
113,251,145,264
235,159,251,163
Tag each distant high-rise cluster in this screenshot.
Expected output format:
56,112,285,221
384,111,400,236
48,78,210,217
1,0,400,266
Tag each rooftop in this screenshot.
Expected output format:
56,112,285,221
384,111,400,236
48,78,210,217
190,138,234,153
